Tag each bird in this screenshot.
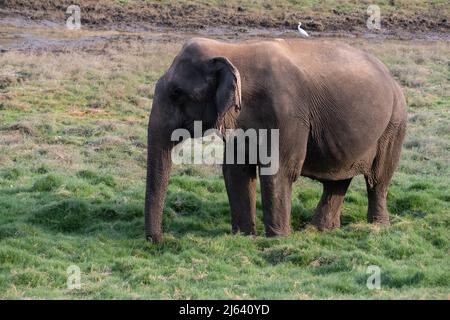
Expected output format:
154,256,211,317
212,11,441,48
297,22,309,37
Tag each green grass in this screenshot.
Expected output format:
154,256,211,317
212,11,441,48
0,37,449,299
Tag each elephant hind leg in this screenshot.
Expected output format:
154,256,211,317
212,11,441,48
365,177,390,224
312,178,352,231
365,120,406,224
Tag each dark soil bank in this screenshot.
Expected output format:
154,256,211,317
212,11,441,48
1,0,449,35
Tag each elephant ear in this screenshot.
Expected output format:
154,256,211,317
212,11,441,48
210,57,242,132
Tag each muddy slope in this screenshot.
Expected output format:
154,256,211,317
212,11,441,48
2,0,449,34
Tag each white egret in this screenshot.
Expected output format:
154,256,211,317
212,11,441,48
297,22,309,37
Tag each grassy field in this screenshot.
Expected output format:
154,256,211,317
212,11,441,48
0,33,449,299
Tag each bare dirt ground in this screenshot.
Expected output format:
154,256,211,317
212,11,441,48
0,0,449,54
2,0,449,34
0,11,449,55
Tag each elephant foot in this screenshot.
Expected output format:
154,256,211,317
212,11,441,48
368,211,390,225
146,233,162,244
232,218,256,236
232,226,256,236
312,212,341,231
265,226,291,237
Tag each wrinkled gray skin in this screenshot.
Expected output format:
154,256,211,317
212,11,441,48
145,38,407,244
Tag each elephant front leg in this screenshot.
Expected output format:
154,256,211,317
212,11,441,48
223,163,257,235
259,169,293,237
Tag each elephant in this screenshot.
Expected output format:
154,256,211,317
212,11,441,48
145,37,407,244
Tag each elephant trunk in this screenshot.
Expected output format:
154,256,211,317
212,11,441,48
144,116,173,244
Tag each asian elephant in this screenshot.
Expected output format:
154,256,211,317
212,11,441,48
145,37,407,244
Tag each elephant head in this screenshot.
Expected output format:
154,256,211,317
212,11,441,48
145,40,242,243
